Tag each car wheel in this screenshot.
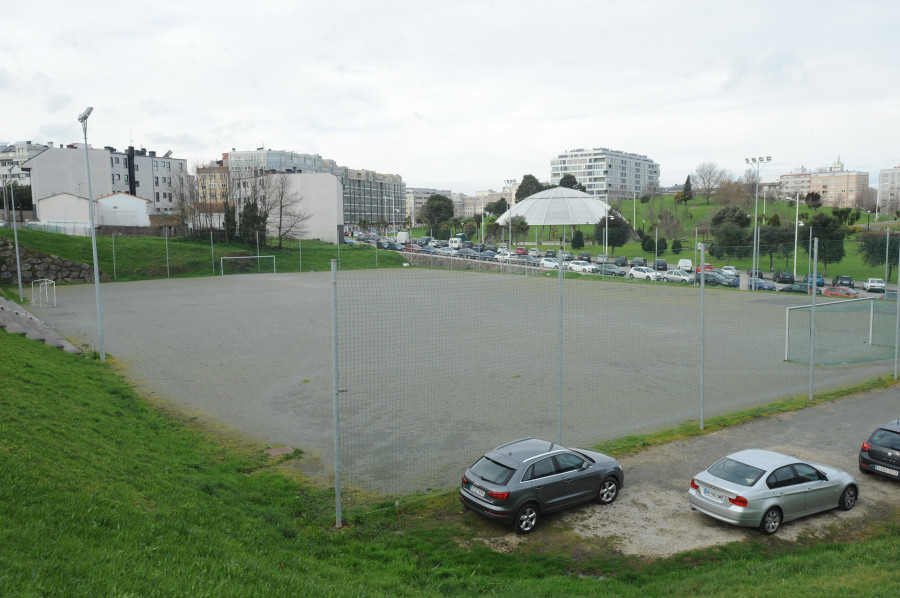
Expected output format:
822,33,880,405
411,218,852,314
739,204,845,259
838,485,858,511
514,503,539,534
628,273,634,278
596,476,619,505
759,507,781,535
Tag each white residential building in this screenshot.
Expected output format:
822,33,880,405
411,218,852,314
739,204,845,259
22,144,187,214
550,148,660,202
33,191,151,236
405,187,451,227
0,140,48,185
877,165,900,216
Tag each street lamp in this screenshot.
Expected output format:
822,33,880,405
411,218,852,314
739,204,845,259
78,106,106,361
5,166,23,301
745,156,771,291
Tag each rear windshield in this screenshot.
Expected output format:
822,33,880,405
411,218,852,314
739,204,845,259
470,456,515,485
871,428,900,450
708,457,765,487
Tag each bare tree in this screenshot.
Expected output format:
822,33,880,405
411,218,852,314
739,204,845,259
170,169,198,235
659,208,681,239
715,179,751,208
267,173,312,248
741,168,760,198
693,162,725,206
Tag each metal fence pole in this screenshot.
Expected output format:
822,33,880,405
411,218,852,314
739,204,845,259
809,238,818,401
112,233,117,280
210,231,215,275
895,233,900,379
557,244,564,444
700,243,706,430
165,230,170,279
331,259,342,528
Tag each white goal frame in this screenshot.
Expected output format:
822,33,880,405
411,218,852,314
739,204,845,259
220,255,277,276
784,296,874,361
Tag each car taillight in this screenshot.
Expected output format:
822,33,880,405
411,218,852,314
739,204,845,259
729,496,748,507
690,479,699,490
862,441,870,452
461,475,468,485
487,491,509,500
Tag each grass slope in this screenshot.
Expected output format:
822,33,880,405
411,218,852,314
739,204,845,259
2,332,900,596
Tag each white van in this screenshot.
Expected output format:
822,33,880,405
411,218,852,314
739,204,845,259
677,258,693,272
396,231,410,244
448,238,463,250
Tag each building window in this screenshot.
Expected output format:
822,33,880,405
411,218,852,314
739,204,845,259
154,177,159,185
115,157,120,164
155,193,159,201
135,164,139,171
154,161,158,170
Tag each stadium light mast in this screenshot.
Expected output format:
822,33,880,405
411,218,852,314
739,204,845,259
79,106,106,361
745,156,771,291
5,166,23,301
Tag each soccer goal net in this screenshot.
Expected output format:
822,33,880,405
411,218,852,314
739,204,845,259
220,255,277,275
785,297,897,365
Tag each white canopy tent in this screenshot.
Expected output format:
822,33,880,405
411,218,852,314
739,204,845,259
495,187,610,226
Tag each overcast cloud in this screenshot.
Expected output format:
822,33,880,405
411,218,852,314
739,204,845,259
4,0,899,194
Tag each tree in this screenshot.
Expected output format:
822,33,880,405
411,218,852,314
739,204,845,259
484,198,508,216
641,235,656,252
758,225,794,271
859,231,899,283
715,179,751,208
571,229,585,250
510,216,529,244
515,174,545,202
709,205,752,262
421,194,454,232
671,239,683,254
682,175,693,204
593,212,630,255
270,173,311,248
170,172,197,235
224,204,236,242
803,213,846,275
659,208,681,239
805,191,822,212
693,162,725,206
558,173,586,192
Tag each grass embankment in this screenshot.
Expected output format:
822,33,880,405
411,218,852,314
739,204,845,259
2,332,900,596
0,228,404,283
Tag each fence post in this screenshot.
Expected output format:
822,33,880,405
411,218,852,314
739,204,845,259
331,259,342,528
809,238,818,401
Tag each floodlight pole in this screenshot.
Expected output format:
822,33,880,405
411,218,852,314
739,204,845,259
793,192,800,279
5,167,23,302
79,107,106,361
745,156,771,291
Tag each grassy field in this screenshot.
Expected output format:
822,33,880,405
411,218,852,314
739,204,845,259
0,228,405,283
2,329,900,595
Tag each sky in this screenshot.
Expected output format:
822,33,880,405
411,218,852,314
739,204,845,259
4,1,899,195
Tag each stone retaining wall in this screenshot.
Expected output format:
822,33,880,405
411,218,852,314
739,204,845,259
0,238,107,284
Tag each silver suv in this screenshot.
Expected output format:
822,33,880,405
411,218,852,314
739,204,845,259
459,438,624,533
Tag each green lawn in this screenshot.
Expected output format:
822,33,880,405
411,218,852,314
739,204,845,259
2,329,900,595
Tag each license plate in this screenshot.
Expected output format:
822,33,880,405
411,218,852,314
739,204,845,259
702,486,726,503
875,465,899,477
470,485,485,498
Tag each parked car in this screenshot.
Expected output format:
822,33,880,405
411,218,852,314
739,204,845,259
774,270,795,284
747,277,775,291
514,247,528,255
747,268,764,279
472,244,486,253
528,248,542,258
688,449,858,535
654,259,667,271
478,250,497,260
543,249,557,259
578,252,592,262
494,251,512,262
803,273,825,287
559,251,575,261
595,254,609,264
457,248,480,259
614,256,628,267
664,269,693,283
677,258,693,272
859,419,900,481
696,271,730,286
696,263,713,273
863,278,886,292
569,260,599,273
460,438,624,534
540,257,563,269
631,257,647,267
513,255,541,267
721,265,739,278
597,264,626,277
823,286,861,298
436,246,458,256
831,275,854,288
778,283,822,294
629,266,660,281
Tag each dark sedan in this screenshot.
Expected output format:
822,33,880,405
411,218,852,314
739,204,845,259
774,270,794,284
832,275,854,288
778,283,822,294
460,438,623,534
859,420,900,481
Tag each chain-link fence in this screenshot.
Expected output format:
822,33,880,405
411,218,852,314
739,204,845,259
335,265,898,501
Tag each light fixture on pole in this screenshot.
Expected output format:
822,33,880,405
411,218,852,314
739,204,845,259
78,106,106,361
792,192,800,279
5,166,23,301
745,156,771,291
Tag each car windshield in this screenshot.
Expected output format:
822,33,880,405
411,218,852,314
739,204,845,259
871,428,900,450
708,457,765,487
470,456,515,485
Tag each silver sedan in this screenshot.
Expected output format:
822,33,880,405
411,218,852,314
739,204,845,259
688,449,858,534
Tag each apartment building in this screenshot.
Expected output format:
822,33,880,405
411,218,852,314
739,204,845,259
22,144,187,214
779,161,869,209
877,165,900,215
405,188,451,227
0,140,48,185
549,148,660,202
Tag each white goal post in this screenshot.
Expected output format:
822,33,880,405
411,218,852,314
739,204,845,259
220,255,277,275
